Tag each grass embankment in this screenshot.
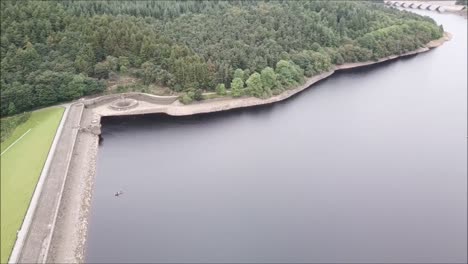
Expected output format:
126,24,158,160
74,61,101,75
1,113,32,143
0,107,64,263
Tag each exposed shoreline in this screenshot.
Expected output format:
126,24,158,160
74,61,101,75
88,32,452,118
43,32,451,263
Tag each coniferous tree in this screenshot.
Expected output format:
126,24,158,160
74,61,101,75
0,0,444,116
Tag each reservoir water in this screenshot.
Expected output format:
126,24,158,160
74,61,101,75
86,10,467,263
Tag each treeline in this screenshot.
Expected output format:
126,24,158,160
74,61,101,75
0,112,30,142
1,1,443,116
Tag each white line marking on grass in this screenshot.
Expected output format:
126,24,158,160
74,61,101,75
1,129,32,156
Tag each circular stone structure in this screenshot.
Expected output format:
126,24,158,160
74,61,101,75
109,98,139,111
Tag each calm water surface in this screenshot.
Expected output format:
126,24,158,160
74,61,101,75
86,10,467,263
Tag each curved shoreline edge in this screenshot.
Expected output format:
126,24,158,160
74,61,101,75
17,32,451,264
90,32,452,118
166,31,453,115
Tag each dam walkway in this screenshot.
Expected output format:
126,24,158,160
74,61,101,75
16,103,83,263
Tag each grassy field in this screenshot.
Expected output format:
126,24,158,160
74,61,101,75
0,107,64,263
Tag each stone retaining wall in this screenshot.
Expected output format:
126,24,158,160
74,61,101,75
126,93,178,105
41,103,84,263
83,93,178,107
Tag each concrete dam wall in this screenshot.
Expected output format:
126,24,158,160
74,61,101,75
83,93,178,108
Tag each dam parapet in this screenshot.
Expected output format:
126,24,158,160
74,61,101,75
83,92,178,108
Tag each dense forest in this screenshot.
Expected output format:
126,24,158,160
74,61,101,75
1,0,444,116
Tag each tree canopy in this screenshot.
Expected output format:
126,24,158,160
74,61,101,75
1,0,443,116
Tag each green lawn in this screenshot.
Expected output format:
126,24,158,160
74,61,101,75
0,107,64,263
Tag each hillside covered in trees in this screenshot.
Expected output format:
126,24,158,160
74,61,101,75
1,0,444,116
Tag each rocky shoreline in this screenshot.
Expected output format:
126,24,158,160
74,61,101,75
45,32,451,263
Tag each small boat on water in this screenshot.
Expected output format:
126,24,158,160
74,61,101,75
115,190,123,197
